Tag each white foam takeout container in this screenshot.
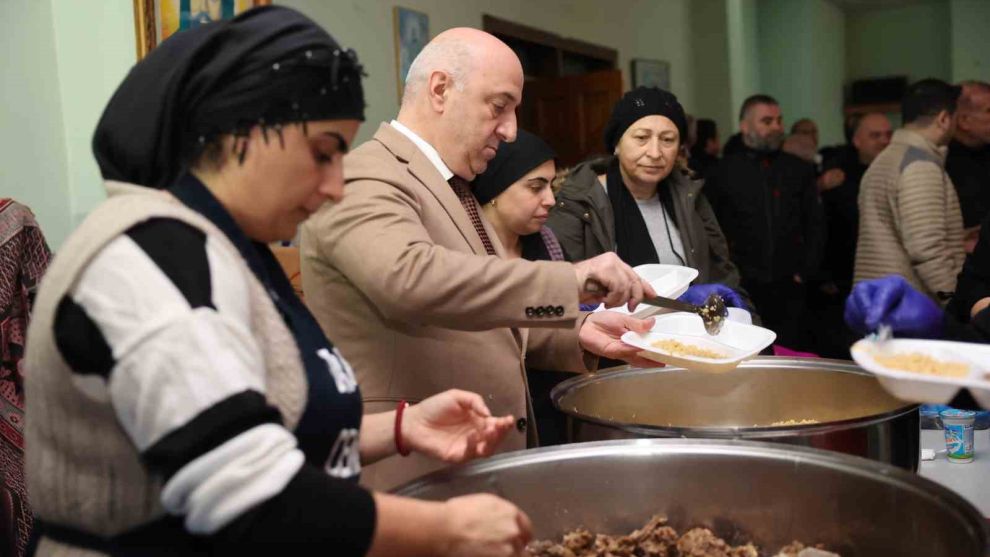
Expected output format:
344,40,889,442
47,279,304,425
594,264,699,319
620,312,777,373
850,338,990,405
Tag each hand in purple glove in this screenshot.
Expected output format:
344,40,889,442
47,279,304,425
678,283,746,309
844,275,944,338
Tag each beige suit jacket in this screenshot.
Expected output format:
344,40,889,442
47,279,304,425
300,123,592,489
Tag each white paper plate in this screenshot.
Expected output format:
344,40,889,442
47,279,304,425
595,264,699,319
620,313,776,373
850,338,990,405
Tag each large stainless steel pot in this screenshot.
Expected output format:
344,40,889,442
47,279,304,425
395,440,988,556
552,357,920,470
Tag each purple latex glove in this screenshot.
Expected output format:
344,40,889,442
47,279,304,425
844,275,944,338
678,283,746,309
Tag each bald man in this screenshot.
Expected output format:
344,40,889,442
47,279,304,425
300,29,655,489
808,113,892,358
947,80,990,245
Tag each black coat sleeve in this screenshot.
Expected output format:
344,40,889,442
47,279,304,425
800,163,826,279
947,214,990,323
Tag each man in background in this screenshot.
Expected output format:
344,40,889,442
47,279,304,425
807,112,892,357
947,80,990,252
856,79,964,303
705,95,824,350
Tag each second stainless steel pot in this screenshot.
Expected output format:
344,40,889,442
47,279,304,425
551,357,920,470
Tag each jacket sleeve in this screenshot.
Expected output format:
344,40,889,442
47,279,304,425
311,175,580,331
695,192,756,314
525,313,596,372
942,306,990,344
896,161,961,297
947,213,990,322
800,165,826,279
55,223,375,555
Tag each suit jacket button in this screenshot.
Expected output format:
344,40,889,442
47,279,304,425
555,305,565,316
516,417,528,432
526,307,535,317
535,306,546,317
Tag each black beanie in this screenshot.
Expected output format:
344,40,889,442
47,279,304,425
603,86,688,152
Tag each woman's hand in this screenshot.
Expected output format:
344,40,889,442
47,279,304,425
439,494,533,557
403,390,516,464
579,312,657,367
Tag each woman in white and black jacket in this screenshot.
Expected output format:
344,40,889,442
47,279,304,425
25,7,529,556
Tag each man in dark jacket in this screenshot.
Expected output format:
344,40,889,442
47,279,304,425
705,94,825,350
946,80,990,252
807,112,892,357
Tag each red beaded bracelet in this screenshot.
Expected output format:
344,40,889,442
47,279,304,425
394,400,411,457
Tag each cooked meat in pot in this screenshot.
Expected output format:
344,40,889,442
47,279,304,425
528,515,839,557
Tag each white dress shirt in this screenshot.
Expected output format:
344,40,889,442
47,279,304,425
390,119,454,181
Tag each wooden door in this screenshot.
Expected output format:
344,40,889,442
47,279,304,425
520,69,623,168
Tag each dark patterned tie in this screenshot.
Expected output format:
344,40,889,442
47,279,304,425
449,175,497,256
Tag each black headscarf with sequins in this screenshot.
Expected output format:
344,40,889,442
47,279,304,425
93,5,365,190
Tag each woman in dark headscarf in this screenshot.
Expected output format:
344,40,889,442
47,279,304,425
474,130,573,445
474,130,563,262
546,87,752,316
25,7,530,556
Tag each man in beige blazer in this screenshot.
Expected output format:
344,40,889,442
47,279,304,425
301,28,655,489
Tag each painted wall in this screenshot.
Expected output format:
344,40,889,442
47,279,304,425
845,1,951,83
1,0,73,247
950,0,990,82
758,0,845,146
50,0,137,227
690,0,734,146
4,0,696,248
726,0,760,132
281,0,698,146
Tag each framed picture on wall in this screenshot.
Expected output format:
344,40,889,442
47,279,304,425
393,6,429,101
132,0,272,59
631,59,671,90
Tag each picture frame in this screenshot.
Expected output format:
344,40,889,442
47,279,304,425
631,58,671,90
133,0,272,59
393,6,429,101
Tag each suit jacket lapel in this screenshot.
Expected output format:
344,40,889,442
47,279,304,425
372,123,489,256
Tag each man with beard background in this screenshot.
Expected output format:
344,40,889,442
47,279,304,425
705,94,824,351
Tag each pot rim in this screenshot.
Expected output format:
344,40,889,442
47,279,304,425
394,439,984,541
550,356,919,438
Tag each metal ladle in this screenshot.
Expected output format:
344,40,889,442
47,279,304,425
640,293,728,335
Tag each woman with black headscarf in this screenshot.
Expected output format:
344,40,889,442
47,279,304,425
473,130,573,445
474,130,563,262
24,7,530,556
546,87,753,315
